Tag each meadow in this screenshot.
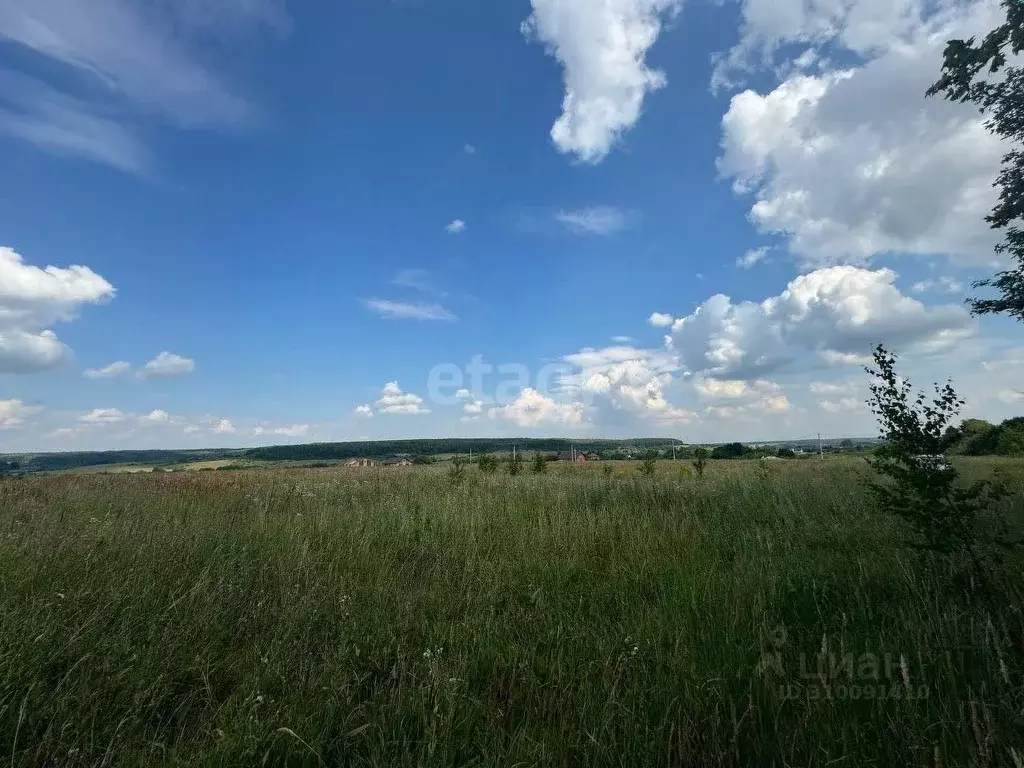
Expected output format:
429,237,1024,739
1,458,1023,766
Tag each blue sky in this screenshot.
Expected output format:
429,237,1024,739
1,0,1022,450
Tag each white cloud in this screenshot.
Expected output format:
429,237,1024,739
669,266,974,380
463,399,484,416
648,312,675,328
375,381,430,415
489,387,585,427
0,399,41,429
79,408,127,424
137,352,195,380
611,335,634,344
0,246,115,373
716,0,1008,268
353,404,374,418
445,219,466,234
737,246,770,269
818,396,862,413
272,424,308,438
809,380,858,396
0,0,284,170
912,276,964,294
997,389,1024,405
363,299,457,322
694,377,777,399
464,143,476,155
212,418,236,435
84,361,131,379
522,0,681,163
556,206,629,235
139,409,172,424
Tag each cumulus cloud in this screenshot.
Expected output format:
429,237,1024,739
912,276,964,294
489,387,585,427
737,247,770,269
137,352,195,380
271,424,308,438
212,418,236,435
0,399,42,429
363,299,457,322
716,0,1008,268
445,219,466,234
139,409,172,424
668,266,974,380
0,246,115,373
648,312,675,328
556,206,630,235
84,361,131,379
79,408,127,424
375,381,430,415
522,0,681,162
353,404,374,418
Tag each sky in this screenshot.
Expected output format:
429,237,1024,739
1,0,1023,452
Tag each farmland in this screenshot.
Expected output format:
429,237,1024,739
1,458,1023,766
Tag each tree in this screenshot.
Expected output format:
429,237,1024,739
776,448,797,459
447,456,467,487
506,452,523,476
639,457,657,476
477,455,499,474
692,448,709,480
839,439,855,451
927,1,1024,322
864,344,1005,557
711,443,746,460
531,453,547,474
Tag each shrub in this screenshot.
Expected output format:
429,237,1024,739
477,455,499,474
864,344,1007,558
447,456,466,487
692,448,709,480
531,454,547,474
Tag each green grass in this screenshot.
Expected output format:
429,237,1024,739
1,458,1023,766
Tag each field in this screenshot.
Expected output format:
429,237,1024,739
1,458,1023,766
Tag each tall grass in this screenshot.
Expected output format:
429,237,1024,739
0,459,1022,766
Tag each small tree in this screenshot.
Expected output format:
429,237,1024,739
639,456,657,476
477,454,499,474
506,452,523,476
692,448,709,480
448,456,467,487
864,344,1004,558
531,453,547,474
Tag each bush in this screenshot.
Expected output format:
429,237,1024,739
477,455,499,474
692,448,709,480
864,344,1007,558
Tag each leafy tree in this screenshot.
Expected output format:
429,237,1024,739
639,457,657,476
531,453,547,474
839,439,855,450
692,448,709,480
864,344,1005,557
477,455,499,474
927,1,1024,321
711,443,746,460
776,448,796,459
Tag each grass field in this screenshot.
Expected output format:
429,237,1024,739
1,458,1023,766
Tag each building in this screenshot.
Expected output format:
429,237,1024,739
381,457,414,467
556,451,589,462
343,458,375,467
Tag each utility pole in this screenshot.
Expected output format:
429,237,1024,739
672,444,677,460
818,433,824,458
